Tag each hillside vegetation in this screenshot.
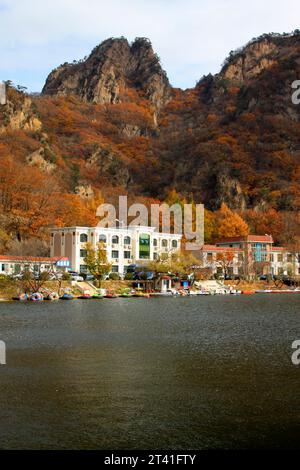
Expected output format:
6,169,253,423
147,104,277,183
1,34,300,254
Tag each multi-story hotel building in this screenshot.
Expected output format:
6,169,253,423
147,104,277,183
50,226,182,275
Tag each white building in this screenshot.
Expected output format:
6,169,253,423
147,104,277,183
50,226,182,275
0,255,70,276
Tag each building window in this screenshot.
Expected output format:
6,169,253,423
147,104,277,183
153,253,158,260
80,265,88,274
124,236,131,245
153,239,158,247
14,264,21,274
112,236,119,245
80,234,88,243
99,234,107,243
124,251,131,259
207,253,213,262
162,239,168,248
112,251,119,259
112,266,119,273
139,234,150,259
80,249,87,258
278,254,283,263
172,240,178,248
1,264,5,272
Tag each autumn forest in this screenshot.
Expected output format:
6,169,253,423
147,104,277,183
1,33,300,255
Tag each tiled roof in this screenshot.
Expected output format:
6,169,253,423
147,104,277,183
0,255,69,262
216,234,273,244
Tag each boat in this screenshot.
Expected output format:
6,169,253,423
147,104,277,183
119,293,133,298
135,292,150,298
133,288,150,298
46,292,60,301
104,290,118,298
18,293,29,301
60,293,74,300
242,291,255,295
30,292,44,302
77,289,92,300
92,293,103,299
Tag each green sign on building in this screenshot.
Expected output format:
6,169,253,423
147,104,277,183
139,234,150,259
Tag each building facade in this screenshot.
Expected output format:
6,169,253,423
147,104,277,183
197,245,244,277
198,235,300,278
50,226,182,275
0,255,70,277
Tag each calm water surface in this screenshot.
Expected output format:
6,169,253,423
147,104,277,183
0,295,299,449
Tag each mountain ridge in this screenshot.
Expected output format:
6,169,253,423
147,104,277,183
1,32,300,249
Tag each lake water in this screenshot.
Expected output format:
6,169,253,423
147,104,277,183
0,295,299,450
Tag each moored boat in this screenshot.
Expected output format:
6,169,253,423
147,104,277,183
18,293,29,301
104,290,118,298
30,292,44,302
92,293,103,299
46,292,60,301
60,293,74,300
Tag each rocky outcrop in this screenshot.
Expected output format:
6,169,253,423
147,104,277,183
75,184,94,200
0,94,42,133
26,147,56,173
42,37,171,121
221,38,278,82
214,174,247,211
86,146,131,187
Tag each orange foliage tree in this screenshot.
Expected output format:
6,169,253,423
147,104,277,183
214,203,249,239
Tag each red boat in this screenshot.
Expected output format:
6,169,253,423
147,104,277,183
104,291,118,298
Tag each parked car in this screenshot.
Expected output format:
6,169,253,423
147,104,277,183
84,274,95,282
68,271,84,282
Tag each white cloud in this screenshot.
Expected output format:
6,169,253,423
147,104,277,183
0,0,299,91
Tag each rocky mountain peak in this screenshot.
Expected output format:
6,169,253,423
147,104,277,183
42,37,171,120
220,32,300,83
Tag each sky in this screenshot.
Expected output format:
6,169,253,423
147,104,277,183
0,0,299,92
